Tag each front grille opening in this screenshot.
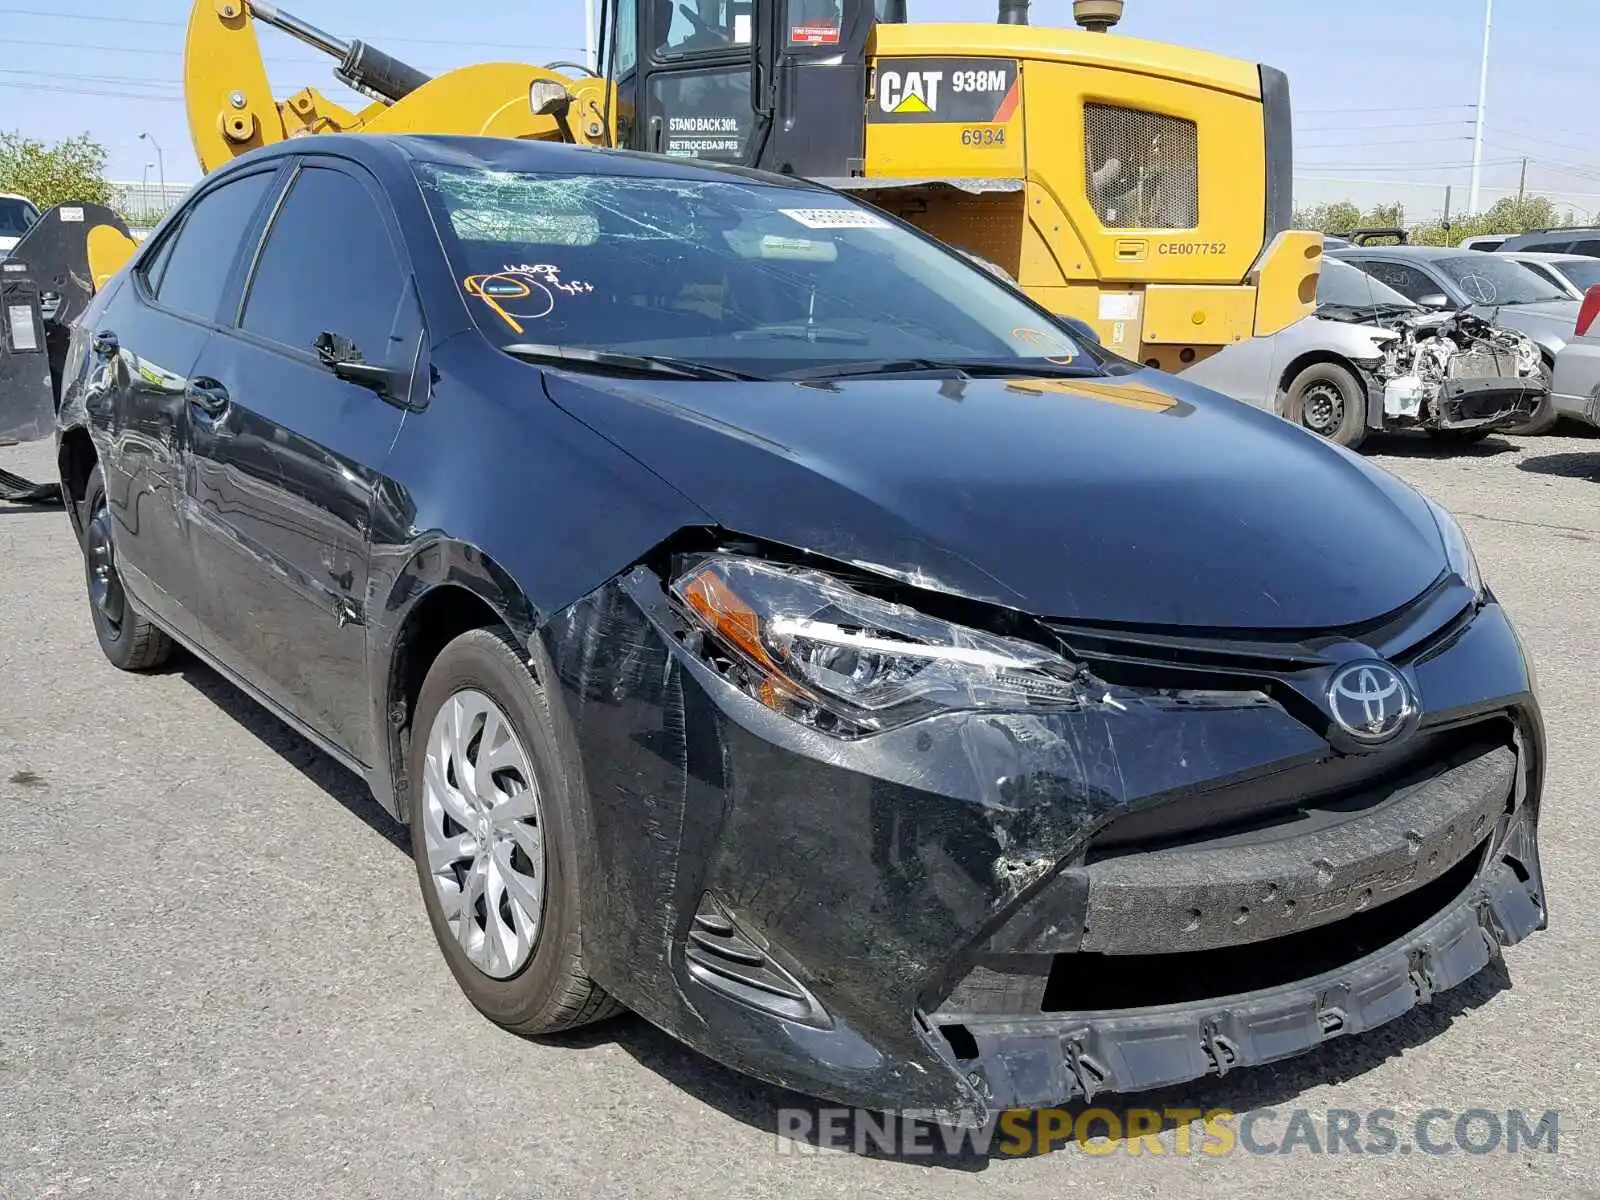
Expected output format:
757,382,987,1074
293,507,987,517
1086,718,1513,860
940,1022,980,1063
1084,103,1199,230
1041,840,1485,1012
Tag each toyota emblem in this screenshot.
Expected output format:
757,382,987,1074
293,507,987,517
1327,661,1416,745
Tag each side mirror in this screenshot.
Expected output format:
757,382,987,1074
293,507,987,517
1418,293,1453,310
530,80,576,143
316,330,409,401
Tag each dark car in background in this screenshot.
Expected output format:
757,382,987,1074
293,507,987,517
1332,245,1580,434
55,135,1547,1124
1494,227,1600,256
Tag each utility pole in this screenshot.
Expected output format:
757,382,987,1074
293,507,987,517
139,132,165,202
584,0,598,72
1518,156,1528,200
1469,0,1493,214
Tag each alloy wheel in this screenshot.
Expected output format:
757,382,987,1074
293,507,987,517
422,688,546,979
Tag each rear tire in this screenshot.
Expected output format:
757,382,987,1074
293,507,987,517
80,465,173,672
408,626,621,1035
1285,362,1368,449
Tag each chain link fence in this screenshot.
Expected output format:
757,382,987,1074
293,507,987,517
108,180,193,235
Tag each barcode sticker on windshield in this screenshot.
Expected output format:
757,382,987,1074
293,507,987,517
780,208,890,231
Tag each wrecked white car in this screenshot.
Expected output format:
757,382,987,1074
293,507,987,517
1183,258,1545,448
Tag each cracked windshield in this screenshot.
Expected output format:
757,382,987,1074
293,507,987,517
414,164,1092,379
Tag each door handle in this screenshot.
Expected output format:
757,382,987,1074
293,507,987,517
186,377,230,417
91,329,119,357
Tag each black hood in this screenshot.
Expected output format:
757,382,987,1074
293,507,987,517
542,368,1446,629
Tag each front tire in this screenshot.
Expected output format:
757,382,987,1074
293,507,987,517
1286,362,1368,449
408,626,620,1035
80,464,172,671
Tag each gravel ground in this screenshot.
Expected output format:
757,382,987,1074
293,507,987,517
2,428,1596,1199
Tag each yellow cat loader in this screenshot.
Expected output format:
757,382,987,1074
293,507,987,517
3,0,1321,492
194,0,1320,366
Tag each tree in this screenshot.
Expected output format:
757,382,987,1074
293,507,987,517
1293,200,1362,232
0,132,112,210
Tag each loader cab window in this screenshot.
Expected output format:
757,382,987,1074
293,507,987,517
789,0,843,45
659,0,753,56
650,70,755,159
615,0,638,75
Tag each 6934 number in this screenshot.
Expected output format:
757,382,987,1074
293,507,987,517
960,127,1007,147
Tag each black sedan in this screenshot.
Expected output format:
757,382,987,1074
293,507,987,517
56,135,1547,1124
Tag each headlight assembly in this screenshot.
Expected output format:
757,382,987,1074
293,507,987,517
1422,493,1484,601
670,555,1089,735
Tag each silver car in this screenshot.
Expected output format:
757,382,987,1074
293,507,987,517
1551,286,1600,428
1498,251,1600,301
1332,245,1579,434
1181,258,1544,449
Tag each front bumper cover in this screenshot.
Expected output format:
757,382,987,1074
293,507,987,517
1436,377,1544,430
538,567,1546,1125
943,814,1543,1111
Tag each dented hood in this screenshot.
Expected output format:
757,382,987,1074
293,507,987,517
542,369,1446,629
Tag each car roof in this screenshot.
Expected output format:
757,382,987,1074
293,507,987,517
1499,251,1595,264
1329,245,1462,262
207,133,830,192
0,192,33,203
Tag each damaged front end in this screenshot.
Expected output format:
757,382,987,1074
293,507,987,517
538,537,1546,1126
1370,310,1545,432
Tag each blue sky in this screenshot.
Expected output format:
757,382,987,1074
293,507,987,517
5,0,1597,208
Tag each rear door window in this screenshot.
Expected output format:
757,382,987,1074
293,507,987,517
145,171,275,322
240,164,409,363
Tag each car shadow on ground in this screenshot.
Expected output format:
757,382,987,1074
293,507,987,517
1365,432,1521,459
172,658,409,853
165,655,1519,1171
1517,452,1600,482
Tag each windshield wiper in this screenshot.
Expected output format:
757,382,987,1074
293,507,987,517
502,343,763,382
732,324,871,345
781,358,1097,381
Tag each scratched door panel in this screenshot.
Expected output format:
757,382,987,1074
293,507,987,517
184,335,403,765
181,162,414,765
